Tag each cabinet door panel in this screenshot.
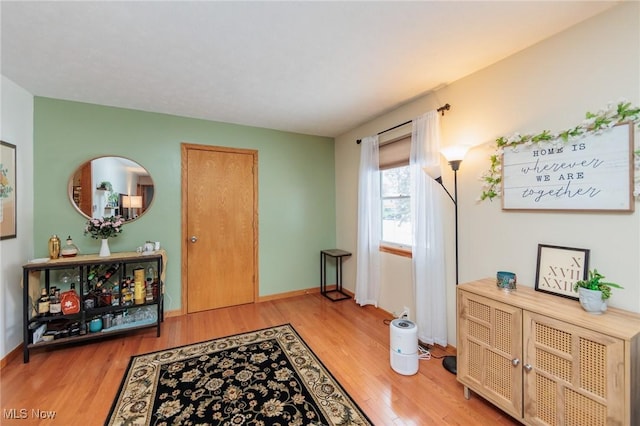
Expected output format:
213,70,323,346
458,292,523,418
523,312,625,426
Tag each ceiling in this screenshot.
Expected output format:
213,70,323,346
1,1,618,137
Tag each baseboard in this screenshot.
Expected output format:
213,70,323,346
258,285,323,302
0,344,23,370
168,285,351,315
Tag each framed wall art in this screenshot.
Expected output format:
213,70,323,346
534,244,589,300
1,141,17,240
502,122,634,212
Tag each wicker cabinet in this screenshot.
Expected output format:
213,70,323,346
457,290,523,419
457,278,640,426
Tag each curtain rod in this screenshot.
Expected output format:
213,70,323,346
356,103,450,144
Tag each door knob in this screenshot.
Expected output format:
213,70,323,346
190,236,198,243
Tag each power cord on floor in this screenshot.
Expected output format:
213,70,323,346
385,318,449,360
419,342,446,359
418,345,431,360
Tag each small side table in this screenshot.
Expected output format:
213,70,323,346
320,249,352,301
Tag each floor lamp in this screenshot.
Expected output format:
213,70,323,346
427,145,469,375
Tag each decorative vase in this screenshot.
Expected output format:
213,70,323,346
99,238,111,257
578,287,607,314
61,235,79,257
48,234,61,259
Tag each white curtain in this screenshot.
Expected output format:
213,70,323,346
411,111,448,346
355,135,381,307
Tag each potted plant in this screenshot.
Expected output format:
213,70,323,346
573,269,623,314
107,191,119,207
97,181,112,191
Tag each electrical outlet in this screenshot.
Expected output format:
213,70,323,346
402,306,410,319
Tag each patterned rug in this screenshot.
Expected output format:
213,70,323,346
106,324,372,425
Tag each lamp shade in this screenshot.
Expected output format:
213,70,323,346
129,196,143,209
122,195,143,209
440,145,471,162
422,165,442,180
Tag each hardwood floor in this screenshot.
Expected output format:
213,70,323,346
1,293,520,425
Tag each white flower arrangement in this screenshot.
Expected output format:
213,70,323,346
479,99,640,202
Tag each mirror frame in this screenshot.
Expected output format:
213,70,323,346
68,155,154,222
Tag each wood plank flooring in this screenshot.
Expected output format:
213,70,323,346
0,293,520,425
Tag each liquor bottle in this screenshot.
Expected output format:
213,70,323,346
84,267,96,295
61,283,80,315
99,287,112,307
38,288,50,316
49,289,62,315
146,266,155,283
111,282,120,306
103,264,119,280
145,279,154,302
86,267,97,282
121,279,133,306
94,264,119,290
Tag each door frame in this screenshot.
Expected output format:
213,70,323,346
180,143,259,315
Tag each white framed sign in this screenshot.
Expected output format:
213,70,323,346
502,122,634,211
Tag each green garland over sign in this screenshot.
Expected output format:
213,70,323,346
480,100,640,202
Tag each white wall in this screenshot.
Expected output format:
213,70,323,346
0,75,34,360
335,2,640,346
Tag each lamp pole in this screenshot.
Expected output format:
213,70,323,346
441,158,461,375
427,146,468,375
449,160,461,285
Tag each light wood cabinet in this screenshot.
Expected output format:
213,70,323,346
457,278,640,426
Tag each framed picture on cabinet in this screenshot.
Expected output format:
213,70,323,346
0,141,17,240
534,244,589,300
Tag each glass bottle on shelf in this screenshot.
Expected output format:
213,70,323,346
145,279,154,303
60,235,79,258
103,264,119,281
49,289,62,315
61,283,80,315
112,281,120,306
121,279,133,306
99,287,112,307
38,288,50,316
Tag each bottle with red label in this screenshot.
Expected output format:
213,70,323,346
61,283,80,315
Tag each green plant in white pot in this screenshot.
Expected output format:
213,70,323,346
573,269,623,314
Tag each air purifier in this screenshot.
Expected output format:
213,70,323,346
390,318,419,375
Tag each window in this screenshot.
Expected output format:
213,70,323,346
379,133,412,250
381,165,411,247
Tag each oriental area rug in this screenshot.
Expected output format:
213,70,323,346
106,324,372,425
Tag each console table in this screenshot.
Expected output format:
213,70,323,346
320,249,351,301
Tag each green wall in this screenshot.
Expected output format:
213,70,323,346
33,97,336,312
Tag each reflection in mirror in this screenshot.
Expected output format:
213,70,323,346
68,156,154,222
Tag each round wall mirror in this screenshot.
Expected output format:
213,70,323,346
68,156,154,222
